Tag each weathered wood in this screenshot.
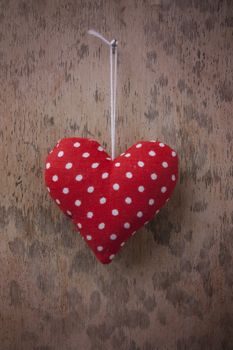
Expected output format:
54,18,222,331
0,0,233,349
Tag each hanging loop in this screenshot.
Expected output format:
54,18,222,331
88,29,118,159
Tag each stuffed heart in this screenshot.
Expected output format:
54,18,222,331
44,138,178,264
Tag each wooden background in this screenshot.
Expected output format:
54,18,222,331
1,0,233,349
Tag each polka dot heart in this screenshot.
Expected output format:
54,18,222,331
45,138,178,264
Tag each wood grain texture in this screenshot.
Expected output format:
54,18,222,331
0,0,233,349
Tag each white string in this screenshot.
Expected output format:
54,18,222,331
88,29,118,159
88,29,111,45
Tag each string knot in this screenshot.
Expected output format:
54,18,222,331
111,39,118,54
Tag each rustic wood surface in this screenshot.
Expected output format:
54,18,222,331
0,0,233,349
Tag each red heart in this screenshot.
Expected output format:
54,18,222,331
44,138,178,264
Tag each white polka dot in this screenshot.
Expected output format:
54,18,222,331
110,234,117,240
138,186,145,192
58,151,64,157
47,187,50,192
65,162,73,169
91,162,99,169
75,174,83,181
138,161,144,167
112,209,119,216
102,172,109,179
120,242,125,246
97,246,103,251
171,174,176,181
156,210,160,214
52,175,58,182
124,222,130,229
86,235,92,240
98,223,105,230
161,186,167,193
151,173,157,180
126,172,133,179
46,162,50,169
115,162,120,167
106,157,111,160
98,146,104,151
82,152,90,158
56,199,60,204
63,187,69,194
113,183,120,190
137,211,143,218
77,223,82,229
87,211,94,218
149,199,155,205
87,186,94,193
100,197,107,204
75,199,81,206
120,152,125,156
162,161,168,168
125,153,131,157
136,143,142,148
109,254,115,260
159,142,165,147
67,210,72,216
172,151,176,157
125,197,132,204
149,150,156,156
73,142,80,148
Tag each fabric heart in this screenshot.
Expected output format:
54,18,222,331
44,138,178,264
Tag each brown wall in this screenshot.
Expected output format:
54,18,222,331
1,1,233,349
